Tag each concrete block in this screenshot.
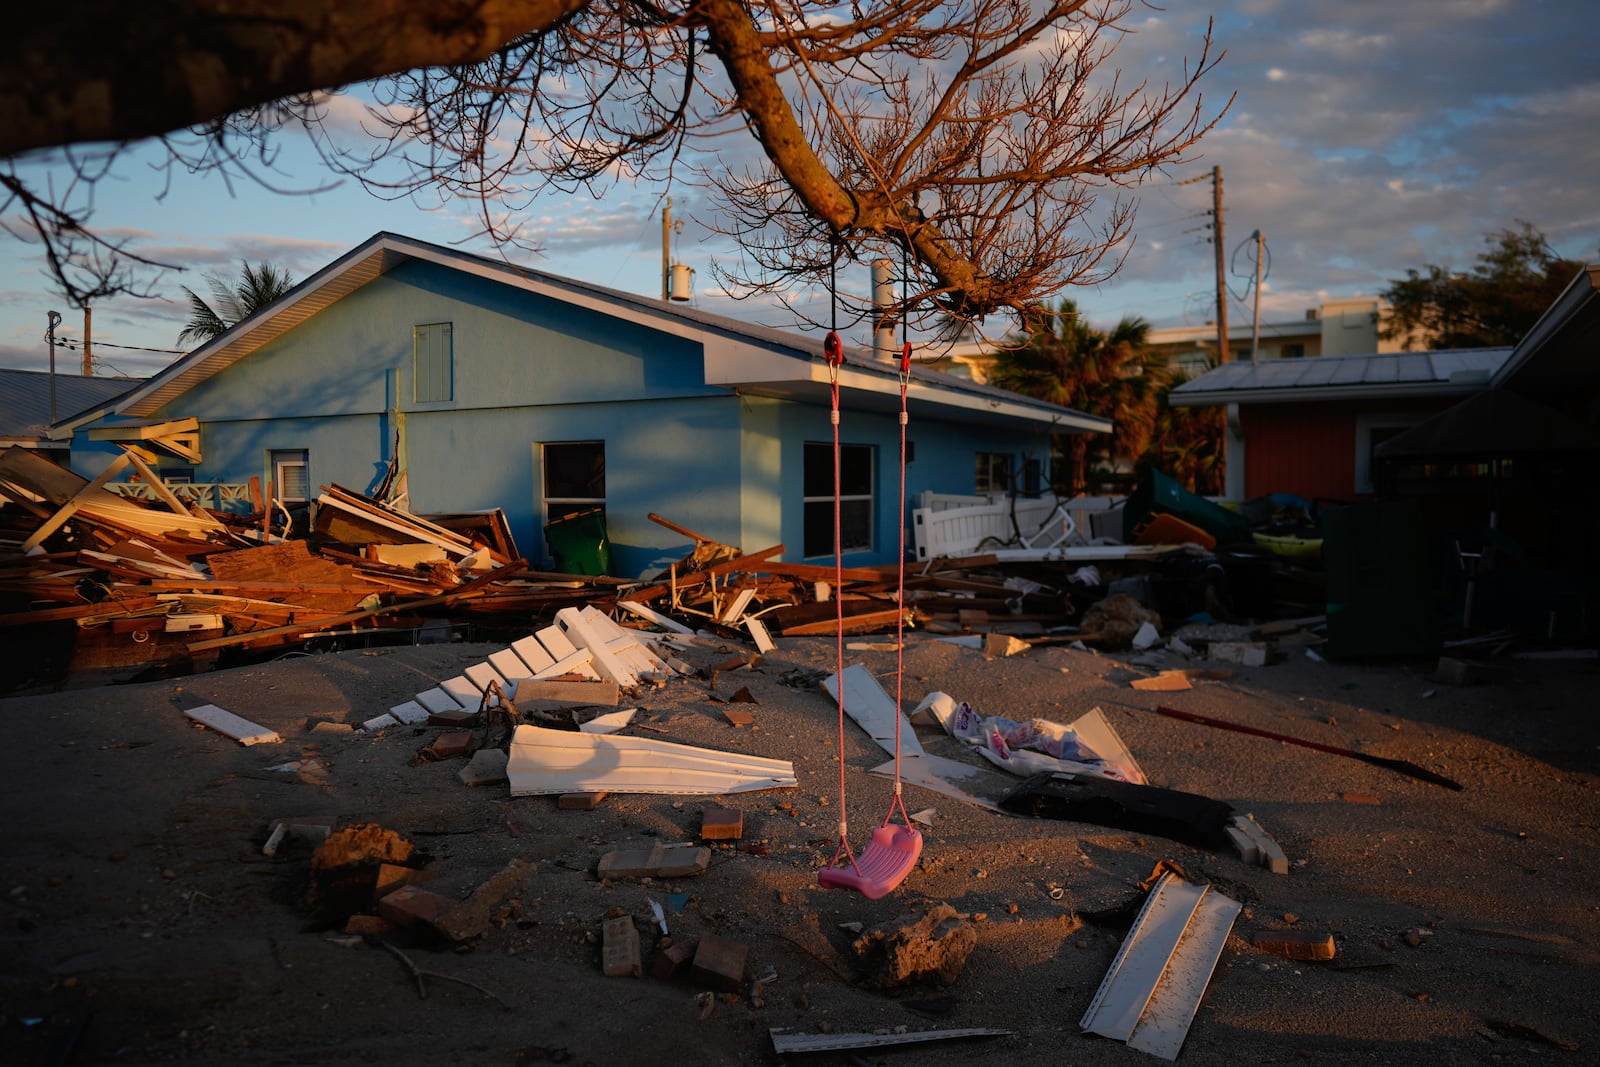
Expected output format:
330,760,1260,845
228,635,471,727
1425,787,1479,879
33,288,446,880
428,707,480,726
1210,641,1269,667
691,933,747,993
603,915,642,977
701,806,744,841
458,747,509,786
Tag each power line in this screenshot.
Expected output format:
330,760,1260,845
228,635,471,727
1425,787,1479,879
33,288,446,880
48,337,184,355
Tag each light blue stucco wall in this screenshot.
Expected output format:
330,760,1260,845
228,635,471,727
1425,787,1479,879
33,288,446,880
71,256,1059,575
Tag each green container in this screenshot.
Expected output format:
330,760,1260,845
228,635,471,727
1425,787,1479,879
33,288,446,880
544,507,612,576
1123,469,1253,546
1323,500,1440,659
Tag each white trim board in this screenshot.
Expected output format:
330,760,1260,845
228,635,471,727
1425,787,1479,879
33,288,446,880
822,663,926,759
507,724,797,796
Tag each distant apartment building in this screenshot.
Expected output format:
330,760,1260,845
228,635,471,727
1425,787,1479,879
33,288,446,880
938,296,1404,385
1150,296,1405,377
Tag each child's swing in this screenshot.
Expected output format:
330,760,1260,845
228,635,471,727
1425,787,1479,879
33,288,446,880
816,251,922,901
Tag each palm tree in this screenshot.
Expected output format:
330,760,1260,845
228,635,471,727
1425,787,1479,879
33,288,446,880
177,261,295,346
990,299,1168,495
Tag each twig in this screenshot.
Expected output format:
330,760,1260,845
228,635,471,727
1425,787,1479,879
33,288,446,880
375,938,511,1008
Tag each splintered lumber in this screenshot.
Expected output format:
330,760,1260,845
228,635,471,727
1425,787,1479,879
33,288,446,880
623,544,785,603
185,559,526,653
773,602,907,636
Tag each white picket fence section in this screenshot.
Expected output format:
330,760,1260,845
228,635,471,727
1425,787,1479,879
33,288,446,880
911,493,1125,561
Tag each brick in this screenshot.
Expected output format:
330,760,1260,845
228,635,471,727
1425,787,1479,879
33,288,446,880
559,792,608,810
373,863,434,899
427,731,476,759
603,915,642,977
701,807,743,841
377,883,458,928
1253,930,1336,961
691,933,747,993
721,707,755,728
652,938,700,981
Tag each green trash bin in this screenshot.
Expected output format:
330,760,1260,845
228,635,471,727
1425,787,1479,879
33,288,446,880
544,506,612,576
1123,469,1253,546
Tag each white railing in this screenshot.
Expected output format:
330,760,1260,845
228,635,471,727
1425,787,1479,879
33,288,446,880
912,493,1125,561
104,482,254,514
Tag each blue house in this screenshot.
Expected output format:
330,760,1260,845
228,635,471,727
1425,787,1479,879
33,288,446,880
64,233,1108,576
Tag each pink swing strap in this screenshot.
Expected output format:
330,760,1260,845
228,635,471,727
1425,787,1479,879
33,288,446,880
819,822,923,900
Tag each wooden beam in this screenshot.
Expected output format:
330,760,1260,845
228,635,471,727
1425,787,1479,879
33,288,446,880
185,559,526,653
20,452,133,553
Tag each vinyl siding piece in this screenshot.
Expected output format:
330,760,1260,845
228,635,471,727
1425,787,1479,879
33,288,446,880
507,724,797,796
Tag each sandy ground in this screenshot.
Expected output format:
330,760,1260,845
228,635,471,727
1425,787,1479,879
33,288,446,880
2,629,1597,1066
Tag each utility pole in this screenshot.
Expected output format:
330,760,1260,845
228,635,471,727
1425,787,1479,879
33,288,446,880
661,198,672,301
1212,165,1228,363
83,306,92,375
1250,229,1264,364
46,310,62,423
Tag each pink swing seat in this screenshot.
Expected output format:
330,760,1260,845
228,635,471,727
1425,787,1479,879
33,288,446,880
818,823,923,900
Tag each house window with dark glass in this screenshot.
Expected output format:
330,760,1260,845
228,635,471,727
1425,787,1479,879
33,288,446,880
975,452,1013,494
542,441,606,525
804,441,874,558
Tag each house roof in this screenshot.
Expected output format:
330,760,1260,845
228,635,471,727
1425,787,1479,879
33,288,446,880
79,232,1108,436
1372,388,1600,459
0,368,141,448
1492,263,1600,392
1166,347,1513,407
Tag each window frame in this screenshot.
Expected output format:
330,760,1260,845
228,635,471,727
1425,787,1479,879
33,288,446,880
975,451,1014,494
803,440,875,559
271,449,310,504
541,440,607,528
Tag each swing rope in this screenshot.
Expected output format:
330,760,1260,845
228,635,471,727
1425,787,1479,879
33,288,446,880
818,245,922,899
823,250,855,872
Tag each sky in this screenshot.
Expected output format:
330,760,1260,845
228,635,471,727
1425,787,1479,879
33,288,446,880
2,0,1597,379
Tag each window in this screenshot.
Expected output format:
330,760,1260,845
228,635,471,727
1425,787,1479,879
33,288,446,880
975,452,1013,494
414,322,454,402
1021,458,1043,497
803,441,874,558
1281,343,1306,359
271,450,310,503
543,441,606,524
1353,414,1424,493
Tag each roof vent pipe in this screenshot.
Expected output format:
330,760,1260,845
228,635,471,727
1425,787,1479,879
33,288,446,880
872,258,896,361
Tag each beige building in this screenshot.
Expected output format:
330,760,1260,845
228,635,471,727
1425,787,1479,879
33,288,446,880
941,296,1405,384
